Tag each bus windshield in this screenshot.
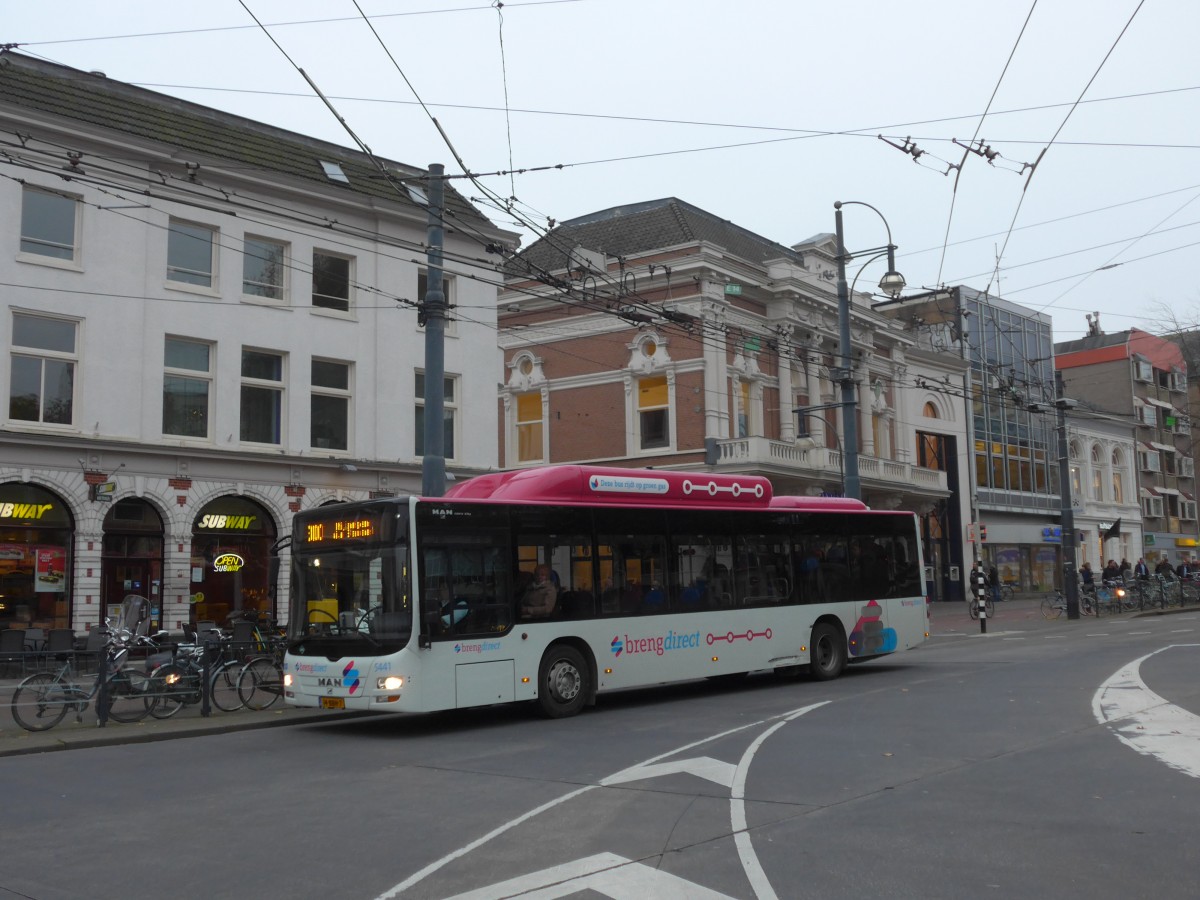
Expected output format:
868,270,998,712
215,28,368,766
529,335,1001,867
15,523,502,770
287,540,412,653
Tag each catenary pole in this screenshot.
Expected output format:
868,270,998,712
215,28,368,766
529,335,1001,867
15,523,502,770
421,163,447,498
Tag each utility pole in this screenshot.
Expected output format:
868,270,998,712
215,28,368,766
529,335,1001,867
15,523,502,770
1053,369,1081,619
421,163,447,498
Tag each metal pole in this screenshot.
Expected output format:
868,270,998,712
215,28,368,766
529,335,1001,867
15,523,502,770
833,202,861,500
1056,369,1081,619
421,163,447,498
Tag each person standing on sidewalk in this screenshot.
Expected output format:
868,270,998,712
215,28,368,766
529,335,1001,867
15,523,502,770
1134,558,1150,580
988,564,1001,603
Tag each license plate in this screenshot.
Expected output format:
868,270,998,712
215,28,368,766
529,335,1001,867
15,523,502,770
320,697,345,709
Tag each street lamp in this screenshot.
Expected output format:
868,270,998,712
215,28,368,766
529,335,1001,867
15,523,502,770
793,404,846,496
1028,370,1081,619
834,200,905,500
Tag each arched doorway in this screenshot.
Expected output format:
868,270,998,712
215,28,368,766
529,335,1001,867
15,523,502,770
102,498,165,630
190,496,277,626
0,483,73,629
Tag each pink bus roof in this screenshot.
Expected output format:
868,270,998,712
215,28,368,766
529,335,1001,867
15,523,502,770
439,465,869,511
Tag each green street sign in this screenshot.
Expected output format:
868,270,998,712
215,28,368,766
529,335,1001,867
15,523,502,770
724,284,742,296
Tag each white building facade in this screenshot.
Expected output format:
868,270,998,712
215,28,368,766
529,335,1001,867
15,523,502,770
0,52,515,634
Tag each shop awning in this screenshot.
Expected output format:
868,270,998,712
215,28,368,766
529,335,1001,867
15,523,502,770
1143,397,1174,409
1157,487,1181,496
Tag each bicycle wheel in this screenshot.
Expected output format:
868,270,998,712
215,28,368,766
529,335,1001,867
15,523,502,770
105,669,153,723
209,659,244,712
11,672,72,732
237,656,283,711
985,598,996,617
1040,595,1062,619
146,663,191,719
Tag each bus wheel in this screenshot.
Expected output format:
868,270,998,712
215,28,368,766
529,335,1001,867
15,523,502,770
537,645,588,718
808,622,846,681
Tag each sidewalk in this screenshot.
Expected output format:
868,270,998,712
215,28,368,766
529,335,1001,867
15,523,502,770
0,689,357,758
926,594,1198,632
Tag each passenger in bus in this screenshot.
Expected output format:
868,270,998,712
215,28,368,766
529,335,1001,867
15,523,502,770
520,564,558,618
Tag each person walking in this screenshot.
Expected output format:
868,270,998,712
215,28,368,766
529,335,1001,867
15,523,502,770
1134,557,1150,580
988,563,1001,602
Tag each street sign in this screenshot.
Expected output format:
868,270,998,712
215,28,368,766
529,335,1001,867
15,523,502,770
723,284,742,295
90,481,116,502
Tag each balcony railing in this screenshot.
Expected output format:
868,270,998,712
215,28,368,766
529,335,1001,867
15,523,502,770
710,436,947,495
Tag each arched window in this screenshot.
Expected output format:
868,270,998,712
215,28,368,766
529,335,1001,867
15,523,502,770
1090,444,1104,501
1111,448,1125,505
923,401,938,418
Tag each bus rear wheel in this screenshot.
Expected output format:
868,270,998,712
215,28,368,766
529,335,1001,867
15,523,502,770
808,622,846,681
537,645,588,718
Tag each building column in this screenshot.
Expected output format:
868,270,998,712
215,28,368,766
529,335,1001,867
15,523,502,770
778,325,795,442
804,347,825,446
860,370,875,458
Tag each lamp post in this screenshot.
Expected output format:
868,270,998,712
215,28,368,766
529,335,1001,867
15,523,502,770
1029,370,1080,619
833,201,905,500
793,405,846,496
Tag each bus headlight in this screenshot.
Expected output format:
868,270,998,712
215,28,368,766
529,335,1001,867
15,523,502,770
377,676,404,690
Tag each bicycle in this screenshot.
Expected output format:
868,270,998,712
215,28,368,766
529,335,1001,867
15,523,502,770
144,629,243,718
1040,589,1067,619
236,634,287,711
967,593,995,620
10,616,156,732
999,581,1017,601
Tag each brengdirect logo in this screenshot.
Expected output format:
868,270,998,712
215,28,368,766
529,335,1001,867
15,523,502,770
611,630,700,657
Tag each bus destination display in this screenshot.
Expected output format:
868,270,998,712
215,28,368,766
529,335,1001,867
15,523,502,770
300,512,383,546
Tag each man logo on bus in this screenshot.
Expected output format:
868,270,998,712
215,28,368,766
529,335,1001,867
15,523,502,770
342,660,361,694
611,636,624,657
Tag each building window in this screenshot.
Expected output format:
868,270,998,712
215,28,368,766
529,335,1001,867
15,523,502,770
311,359,350,451
240,349,284,444
1089,444,1104,501
163,337,212,439
1182,500,1197,520
638,375,670,450
1143,495,1163,518
9,313,76,424
414,371,457,459
167,220,216,288
735,380,752,439
1111,449,1125,504
1139,450,1161,473
312,251,351,311
20,186,78,261
516,392,543,463
243,237,286,300
1134,358,1153,382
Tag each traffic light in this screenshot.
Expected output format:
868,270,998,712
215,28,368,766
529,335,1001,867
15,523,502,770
979,524,988,543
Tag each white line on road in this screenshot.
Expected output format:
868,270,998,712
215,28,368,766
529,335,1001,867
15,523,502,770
1092,645,1200,780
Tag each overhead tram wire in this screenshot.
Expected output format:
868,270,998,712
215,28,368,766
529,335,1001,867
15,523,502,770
982,0,1147,299
934,0,1039,289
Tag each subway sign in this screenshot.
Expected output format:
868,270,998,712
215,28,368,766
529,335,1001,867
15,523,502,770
212,552,245,573
197,514,257,530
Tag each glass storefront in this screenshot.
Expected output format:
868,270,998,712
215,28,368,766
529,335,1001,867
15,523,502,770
190,496,276,626
0,483,72,630
102,498,165,630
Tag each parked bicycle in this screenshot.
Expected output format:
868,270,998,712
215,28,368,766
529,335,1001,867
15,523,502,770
236,632,288,711
144,628,243,718
10,595,156,732
1040,587,1098,619
968,594,995,620
999,581,1017,601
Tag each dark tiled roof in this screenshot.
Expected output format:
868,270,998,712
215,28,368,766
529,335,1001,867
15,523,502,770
509,197,803,277
0,51,494,230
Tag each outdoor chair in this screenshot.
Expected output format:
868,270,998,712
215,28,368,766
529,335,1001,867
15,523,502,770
0,628,27,677
43,628,77,667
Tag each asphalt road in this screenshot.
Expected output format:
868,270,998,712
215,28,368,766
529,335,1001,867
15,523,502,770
2,602,1199,899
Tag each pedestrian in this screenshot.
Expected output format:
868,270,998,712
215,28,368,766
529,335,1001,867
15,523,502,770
1080,561,1095,594
1134,557,1150,580
1102,559,1120,583
1156,558,1175,578
988,563,1001,602
1119,558,1131,578
1178,558,1194,580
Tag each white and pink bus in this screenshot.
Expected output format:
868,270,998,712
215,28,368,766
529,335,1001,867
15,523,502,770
282,465,928,718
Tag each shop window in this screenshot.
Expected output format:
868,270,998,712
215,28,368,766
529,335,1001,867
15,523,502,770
190,496,277,626
163,337,212,439
9,313,76,425
0,483,73,630
240,348,284,445
311,359,350,451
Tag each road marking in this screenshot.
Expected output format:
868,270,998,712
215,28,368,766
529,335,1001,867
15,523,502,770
1093,645,1200,780
376,703,831,899
441,853,735,900
1170,629,1194,633
606,756,737,788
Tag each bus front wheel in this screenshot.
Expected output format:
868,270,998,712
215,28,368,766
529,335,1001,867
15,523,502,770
537,645,588,718
808,622,846,681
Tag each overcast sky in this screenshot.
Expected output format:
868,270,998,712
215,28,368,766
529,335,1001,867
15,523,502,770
7,0,1198,342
